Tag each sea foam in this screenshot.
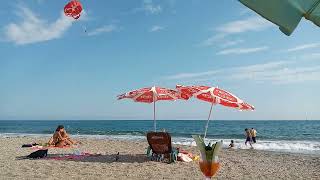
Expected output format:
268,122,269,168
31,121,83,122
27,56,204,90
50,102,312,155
2,133,319,155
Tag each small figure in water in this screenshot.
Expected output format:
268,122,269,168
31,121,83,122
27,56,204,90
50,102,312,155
229,140,235,148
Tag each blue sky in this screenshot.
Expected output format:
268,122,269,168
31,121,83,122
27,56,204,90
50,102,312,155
0,0,320,120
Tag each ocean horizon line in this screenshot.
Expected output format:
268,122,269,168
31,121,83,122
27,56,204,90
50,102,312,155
0,119,319,121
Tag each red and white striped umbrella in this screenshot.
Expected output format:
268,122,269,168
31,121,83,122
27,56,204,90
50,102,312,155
176,85,254,138
117,86,181,131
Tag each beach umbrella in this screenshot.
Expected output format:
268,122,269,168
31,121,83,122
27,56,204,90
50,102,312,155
239,0,320,36
176,85,254,139
117,86,182,132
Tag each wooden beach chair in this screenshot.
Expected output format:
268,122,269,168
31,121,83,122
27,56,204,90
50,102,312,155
146,132,178,163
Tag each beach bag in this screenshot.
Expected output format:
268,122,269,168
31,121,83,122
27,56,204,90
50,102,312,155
27,149,48,159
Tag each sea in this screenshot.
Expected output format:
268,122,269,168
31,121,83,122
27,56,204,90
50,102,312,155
1,120,319,155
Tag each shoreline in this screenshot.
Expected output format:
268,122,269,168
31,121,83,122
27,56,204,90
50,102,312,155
1,133,320,155
0,137,319,179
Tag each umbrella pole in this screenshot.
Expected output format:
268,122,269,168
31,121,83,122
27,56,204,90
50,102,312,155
153,99,156,132
204,102,214,139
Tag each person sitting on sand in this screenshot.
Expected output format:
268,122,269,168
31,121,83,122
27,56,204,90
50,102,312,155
244,128,253,148
229,140,235,148
48,125,77,147
61,128,77,145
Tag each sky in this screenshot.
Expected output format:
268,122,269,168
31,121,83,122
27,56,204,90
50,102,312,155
0,0,320,120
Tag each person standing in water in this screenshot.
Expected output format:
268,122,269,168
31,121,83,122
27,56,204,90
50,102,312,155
244,128,253,148
250,128,257,143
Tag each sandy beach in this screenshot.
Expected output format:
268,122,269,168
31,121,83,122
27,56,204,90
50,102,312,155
0,137,319,180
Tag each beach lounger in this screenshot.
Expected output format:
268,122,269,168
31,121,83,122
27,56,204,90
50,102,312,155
146,132,178,163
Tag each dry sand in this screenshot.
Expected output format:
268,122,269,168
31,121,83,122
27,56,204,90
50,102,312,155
0,137,319,180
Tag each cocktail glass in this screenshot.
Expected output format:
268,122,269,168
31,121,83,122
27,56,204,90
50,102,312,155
199,156,220,179
192,135,222,180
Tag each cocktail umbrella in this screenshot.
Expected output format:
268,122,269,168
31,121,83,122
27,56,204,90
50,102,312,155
239,0,320,36
176,85,254,139
117,86,182,132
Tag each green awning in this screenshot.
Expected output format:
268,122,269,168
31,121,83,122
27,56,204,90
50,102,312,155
239,0,320,35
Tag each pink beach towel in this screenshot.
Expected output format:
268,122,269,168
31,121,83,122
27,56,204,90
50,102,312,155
31,146,73,150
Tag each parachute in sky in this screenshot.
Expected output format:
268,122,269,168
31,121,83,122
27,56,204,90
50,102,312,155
64,0,83,19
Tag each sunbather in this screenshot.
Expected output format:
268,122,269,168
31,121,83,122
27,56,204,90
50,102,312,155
61,128,77,145
48,125,77,147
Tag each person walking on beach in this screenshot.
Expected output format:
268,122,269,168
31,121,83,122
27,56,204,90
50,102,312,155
250,128,257,143
244,128,253,148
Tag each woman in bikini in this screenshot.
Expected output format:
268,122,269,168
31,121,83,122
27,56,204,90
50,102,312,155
48,125,77,147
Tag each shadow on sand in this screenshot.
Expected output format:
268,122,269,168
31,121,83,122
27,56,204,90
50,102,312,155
16,153,149,164
66,153,149,163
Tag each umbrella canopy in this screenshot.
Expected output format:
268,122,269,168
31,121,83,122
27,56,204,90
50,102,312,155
239,0,320,36
176,85,254,138
117,86,180,131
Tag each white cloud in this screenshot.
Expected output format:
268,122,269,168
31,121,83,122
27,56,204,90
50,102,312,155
133,0,162,14
149,25,165,32
144,0,162,14
219,39,244,48
287,43,320,52
216,46,269,55
198,35,221,47
230,65,320,84
302,53,320,60
239,8,252,16
163,58,320,84
3,6,75,45
165,70,220,80
235,61,290,72
164,61,288,80
215,16,273,35
199,16,272,47
87,25,117,36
